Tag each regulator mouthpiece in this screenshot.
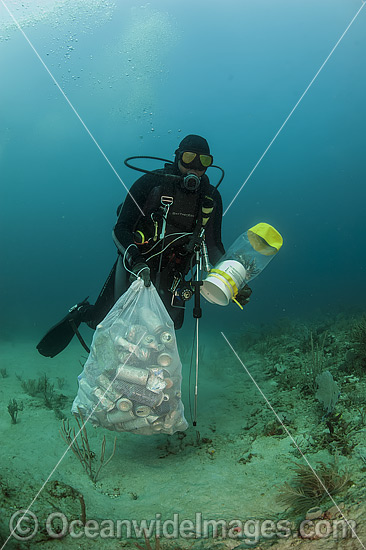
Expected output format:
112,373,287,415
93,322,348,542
183,173,201,191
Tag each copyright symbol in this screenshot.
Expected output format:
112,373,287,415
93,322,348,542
9,509,38,541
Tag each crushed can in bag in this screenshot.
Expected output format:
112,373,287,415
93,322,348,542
71,279,188,435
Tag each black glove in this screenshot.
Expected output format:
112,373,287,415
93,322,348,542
184,233,203,254
235,284,252,306
130,262,151,287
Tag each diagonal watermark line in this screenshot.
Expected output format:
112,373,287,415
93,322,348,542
1,281,146,550
221,332,365,548
223,1,366,217
0,0,144,216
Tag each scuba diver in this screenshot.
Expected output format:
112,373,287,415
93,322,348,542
36,134,252,358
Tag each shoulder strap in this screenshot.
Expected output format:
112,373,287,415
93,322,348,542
183,183,215,254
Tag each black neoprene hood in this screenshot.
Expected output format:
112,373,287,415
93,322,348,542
176,134,211,155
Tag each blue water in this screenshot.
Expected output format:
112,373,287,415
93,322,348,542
1,0,365,339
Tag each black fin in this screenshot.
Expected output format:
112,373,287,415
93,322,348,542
36,298,89,358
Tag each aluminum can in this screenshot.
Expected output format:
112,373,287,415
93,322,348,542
125,324,146,343
116,398,133,412
114,379,164,407
163,408,181,430
134,405,152,417
142,334,164,351
154,400,171,416
93,388,115,411
115,336,150,361
116,364,149,385
157,352,172,367
96,374,121,401
78,377,94,394
150,421,164,432
106,409,136,424
117,351,138,365
160,330,175,348
139,307,165,334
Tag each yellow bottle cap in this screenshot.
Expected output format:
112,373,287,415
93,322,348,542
247,223,283,256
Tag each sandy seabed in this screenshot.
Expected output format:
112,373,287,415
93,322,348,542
0,314,365,550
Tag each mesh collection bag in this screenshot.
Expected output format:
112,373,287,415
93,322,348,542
72,279,188,435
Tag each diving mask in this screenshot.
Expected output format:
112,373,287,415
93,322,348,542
180,151,213,170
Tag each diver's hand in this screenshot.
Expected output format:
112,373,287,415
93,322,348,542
184,234,203,254
130,262,151,287
236,285,252,306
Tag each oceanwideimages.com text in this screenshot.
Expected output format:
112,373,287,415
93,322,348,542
8,510,358,543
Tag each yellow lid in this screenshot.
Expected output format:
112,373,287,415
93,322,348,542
247,223,283,256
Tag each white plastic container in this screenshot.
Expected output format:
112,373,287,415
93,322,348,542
200,260,247,306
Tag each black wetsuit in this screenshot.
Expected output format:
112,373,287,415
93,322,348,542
89,163,225,329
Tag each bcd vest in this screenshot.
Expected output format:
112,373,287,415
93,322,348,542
133,178,214,275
